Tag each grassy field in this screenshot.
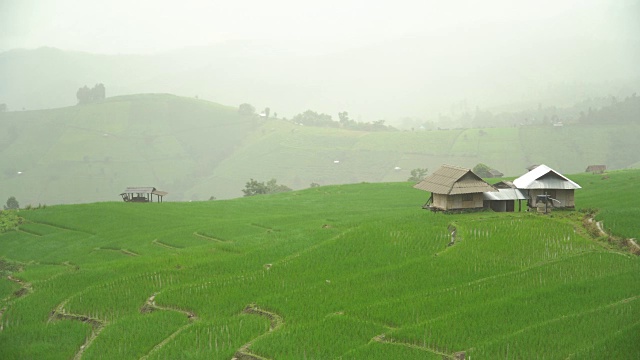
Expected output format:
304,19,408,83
1,94,639,205
0,169,638,359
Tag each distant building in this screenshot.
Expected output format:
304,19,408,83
414,164,497,211
513,164,581,209
487,169,504,178
585,165,606,174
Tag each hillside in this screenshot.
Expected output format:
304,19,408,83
0,94,259,204
0,170,638,359
1,93,640,205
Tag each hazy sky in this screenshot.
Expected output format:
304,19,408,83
2,0,638,54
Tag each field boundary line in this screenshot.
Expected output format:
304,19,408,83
249,223,278,231
16,227,42,236
346,251,600,331
193,231,230,243
1,275,34,331
3,275,32,302
152,238,181,250
584,215,638,255
27,220,95,235
93,247,139,256
48,302,107,360
483,295,639,349
371,334,459,359
274,228,356,268
32,263,76,284
232,304,284,360
564,317,640,359
138,322,196,360
138,292,199,360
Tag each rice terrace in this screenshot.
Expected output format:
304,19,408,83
0,168,638,359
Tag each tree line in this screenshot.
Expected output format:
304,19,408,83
237,103,395,132
77,83,106,105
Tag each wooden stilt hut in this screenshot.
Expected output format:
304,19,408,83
120,187,167,203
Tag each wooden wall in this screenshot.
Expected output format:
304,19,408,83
433,193,484,210
528,189,575,208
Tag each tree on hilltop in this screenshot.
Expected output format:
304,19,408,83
76,83,106,105
408,168,428,182
338,111,352,126
473,163,492,178
238,103,256,116
242,178,292,197
292,110,336,127
4,196,19,210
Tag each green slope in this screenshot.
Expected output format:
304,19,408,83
0,170,638,359
1,93,639,205
0,94,259,205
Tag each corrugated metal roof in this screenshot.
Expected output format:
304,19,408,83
121,187,168,196
483,188,527,201
513,164,581,190
122,187,156,194
414,164,497,195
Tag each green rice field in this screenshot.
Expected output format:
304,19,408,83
0,170,639,359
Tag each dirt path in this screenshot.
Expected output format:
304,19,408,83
232,304,284,360
588,216,639,255
48,298,106,360
3,275,32,303
371,333,463,359
138,293,199,360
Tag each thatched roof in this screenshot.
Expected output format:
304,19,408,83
488,169,504,177
513,164,581,190
414,164,497,195
585,165,606,173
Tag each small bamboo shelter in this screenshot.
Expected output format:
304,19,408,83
120,187,167,203
414,164,497,211
585,165,606,174
513,164,581,209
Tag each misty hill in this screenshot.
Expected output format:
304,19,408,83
2,35,640,121
1,93,639,205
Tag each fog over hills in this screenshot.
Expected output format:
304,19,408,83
2,1,639,123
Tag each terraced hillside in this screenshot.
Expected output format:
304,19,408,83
1,94,639,205
0,170,638,359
